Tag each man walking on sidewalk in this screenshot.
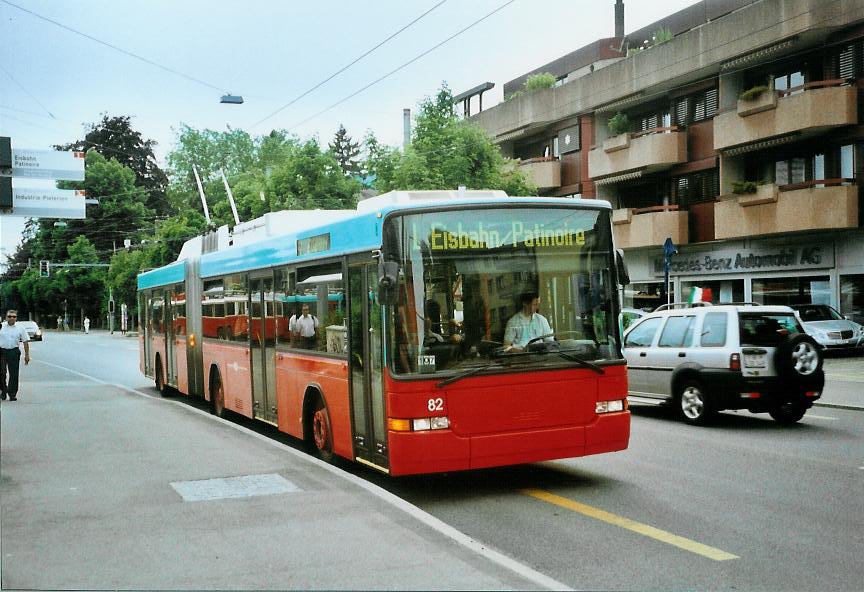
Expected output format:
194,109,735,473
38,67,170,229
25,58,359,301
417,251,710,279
1,309,31,401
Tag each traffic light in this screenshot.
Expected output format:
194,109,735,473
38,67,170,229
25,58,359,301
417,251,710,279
39,260,50,278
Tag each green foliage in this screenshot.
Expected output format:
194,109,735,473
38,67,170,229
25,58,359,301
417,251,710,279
626,46,644,57
56,114,169,215
739,85,770,101
732,181,759,194
524,72,557,92
608,112,630,136
329,124,361,177
653,27,673,44
374,84,536,196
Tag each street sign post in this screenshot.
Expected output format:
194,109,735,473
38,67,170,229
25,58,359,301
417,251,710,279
11,149,86,181
8,187,87,219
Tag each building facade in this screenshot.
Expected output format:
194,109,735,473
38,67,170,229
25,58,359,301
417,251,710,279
470,0,864,323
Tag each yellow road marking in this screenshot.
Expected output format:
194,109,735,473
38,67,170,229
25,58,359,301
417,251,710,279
519,488,739,562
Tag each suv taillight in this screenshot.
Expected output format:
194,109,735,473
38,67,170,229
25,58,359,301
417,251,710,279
730,353,741,371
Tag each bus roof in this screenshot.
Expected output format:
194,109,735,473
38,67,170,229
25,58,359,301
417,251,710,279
138,191,612,288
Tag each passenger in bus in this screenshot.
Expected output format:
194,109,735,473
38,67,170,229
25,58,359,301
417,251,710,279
291,304,319,349
424,300,445,344
504,292,553,352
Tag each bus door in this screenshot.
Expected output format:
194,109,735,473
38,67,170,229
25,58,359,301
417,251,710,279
348,262,389,471
141,292,152,376
250,275,278,424
166,286,179,386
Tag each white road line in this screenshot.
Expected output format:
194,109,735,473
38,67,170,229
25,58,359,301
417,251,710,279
805,414,838,420
32,359,572,591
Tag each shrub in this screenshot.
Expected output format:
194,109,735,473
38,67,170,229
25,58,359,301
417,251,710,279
653,27,673,44
732,181,759,194
608,112,630,136
739,85,770,101
524,72,557,92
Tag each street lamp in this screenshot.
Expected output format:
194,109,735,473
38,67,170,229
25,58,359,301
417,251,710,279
220,94,244,104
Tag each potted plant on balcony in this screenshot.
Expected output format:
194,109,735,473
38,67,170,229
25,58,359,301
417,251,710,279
732,180,777,205
737,84,777,116
604,112,631,151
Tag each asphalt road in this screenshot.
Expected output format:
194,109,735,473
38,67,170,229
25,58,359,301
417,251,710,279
6,331,864,591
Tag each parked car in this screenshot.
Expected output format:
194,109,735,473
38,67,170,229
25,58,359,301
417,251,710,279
16,320,43,341
790,304,864,351
622,302,823,425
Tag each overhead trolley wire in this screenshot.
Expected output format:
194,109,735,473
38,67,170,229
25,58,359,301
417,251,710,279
286,0,519,132
0,0,231,94
250,0,450,130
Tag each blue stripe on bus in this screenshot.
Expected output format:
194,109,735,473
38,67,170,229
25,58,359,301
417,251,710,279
138,260,186,289
199,213,382,278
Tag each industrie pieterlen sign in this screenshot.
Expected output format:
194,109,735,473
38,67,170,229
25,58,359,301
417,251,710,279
652,243,834,277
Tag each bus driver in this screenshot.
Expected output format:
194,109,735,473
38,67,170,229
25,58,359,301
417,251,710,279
504,292,553,352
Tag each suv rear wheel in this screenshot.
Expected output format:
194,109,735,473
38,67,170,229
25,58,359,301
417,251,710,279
676,380,716,426
769,402,807,424
775,334,822,380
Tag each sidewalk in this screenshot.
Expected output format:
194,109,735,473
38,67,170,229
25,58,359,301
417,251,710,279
815,354,864,411
1,352,564,590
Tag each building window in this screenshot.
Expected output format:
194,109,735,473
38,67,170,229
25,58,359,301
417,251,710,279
773,70,805,93
673,87,717,126
833,41,864,79
681,280,744,304
674,169,719,205
775,158,806,185
840,144,855,179
633,107,671,132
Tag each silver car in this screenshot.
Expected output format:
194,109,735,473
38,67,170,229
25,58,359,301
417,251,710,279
623,303,824,425
790,304,864,351
16,320,43,341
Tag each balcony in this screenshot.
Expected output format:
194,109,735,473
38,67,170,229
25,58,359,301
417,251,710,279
714,181,859,240
519,157,561,190
714,81,858,152
589,127,687,181
612,205,689,249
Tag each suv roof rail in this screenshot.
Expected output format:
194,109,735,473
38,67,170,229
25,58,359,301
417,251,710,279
718,301,762,306
653,302,714,311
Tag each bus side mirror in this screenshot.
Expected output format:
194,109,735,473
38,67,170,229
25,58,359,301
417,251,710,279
377,259,399,305
615,249,630,286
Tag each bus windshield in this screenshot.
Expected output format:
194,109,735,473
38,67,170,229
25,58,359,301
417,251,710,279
386,206,622,376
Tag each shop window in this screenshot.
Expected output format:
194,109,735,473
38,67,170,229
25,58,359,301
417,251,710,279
624,282,674,311
752,276,830,306
681,280,743,304
840,274,864,325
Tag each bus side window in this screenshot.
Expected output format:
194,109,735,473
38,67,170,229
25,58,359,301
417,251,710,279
275,268,296,347
225,274,248,343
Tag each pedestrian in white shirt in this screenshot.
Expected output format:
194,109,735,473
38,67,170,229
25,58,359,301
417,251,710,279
292,304,319,349
1,309,31,401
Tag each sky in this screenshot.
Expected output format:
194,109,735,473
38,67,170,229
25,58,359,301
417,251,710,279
0,0,697,261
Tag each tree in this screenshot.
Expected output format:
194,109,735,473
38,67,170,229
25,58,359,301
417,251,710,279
374,84,536,196
268,140,361,210
56,115,169,215
329,124,361,177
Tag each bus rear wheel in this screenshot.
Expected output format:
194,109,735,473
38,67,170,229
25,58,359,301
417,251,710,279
155,356,166,395
210,369,225,418
308,394,334,463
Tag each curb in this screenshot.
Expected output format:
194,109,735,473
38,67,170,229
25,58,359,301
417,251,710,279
813,402,864,411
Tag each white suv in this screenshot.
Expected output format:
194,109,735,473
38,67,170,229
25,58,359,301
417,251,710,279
623,303,824,425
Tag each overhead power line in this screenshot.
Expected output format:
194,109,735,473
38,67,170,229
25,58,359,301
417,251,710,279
286,0,519,132
1,0,231,94
250,0,450,130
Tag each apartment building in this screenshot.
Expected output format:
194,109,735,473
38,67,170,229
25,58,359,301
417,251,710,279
469,0,864,322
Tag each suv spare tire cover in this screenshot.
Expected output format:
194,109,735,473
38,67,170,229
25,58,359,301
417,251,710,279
774,333,823,382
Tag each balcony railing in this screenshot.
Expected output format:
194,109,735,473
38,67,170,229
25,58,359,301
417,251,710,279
714,181,859,239
518,156,561,189
714,81,857,152
589,127,687,180
612,204,689,249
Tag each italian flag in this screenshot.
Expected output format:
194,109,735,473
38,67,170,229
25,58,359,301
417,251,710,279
687,287,713,304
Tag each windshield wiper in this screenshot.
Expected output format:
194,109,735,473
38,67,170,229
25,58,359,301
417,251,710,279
550,349,605,374
435,358,516,388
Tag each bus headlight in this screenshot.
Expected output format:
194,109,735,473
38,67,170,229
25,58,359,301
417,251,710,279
596,399,627,414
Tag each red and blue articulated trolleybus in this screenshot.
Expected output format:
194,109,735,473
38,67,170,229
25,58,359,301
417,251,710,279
138,190,632,476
